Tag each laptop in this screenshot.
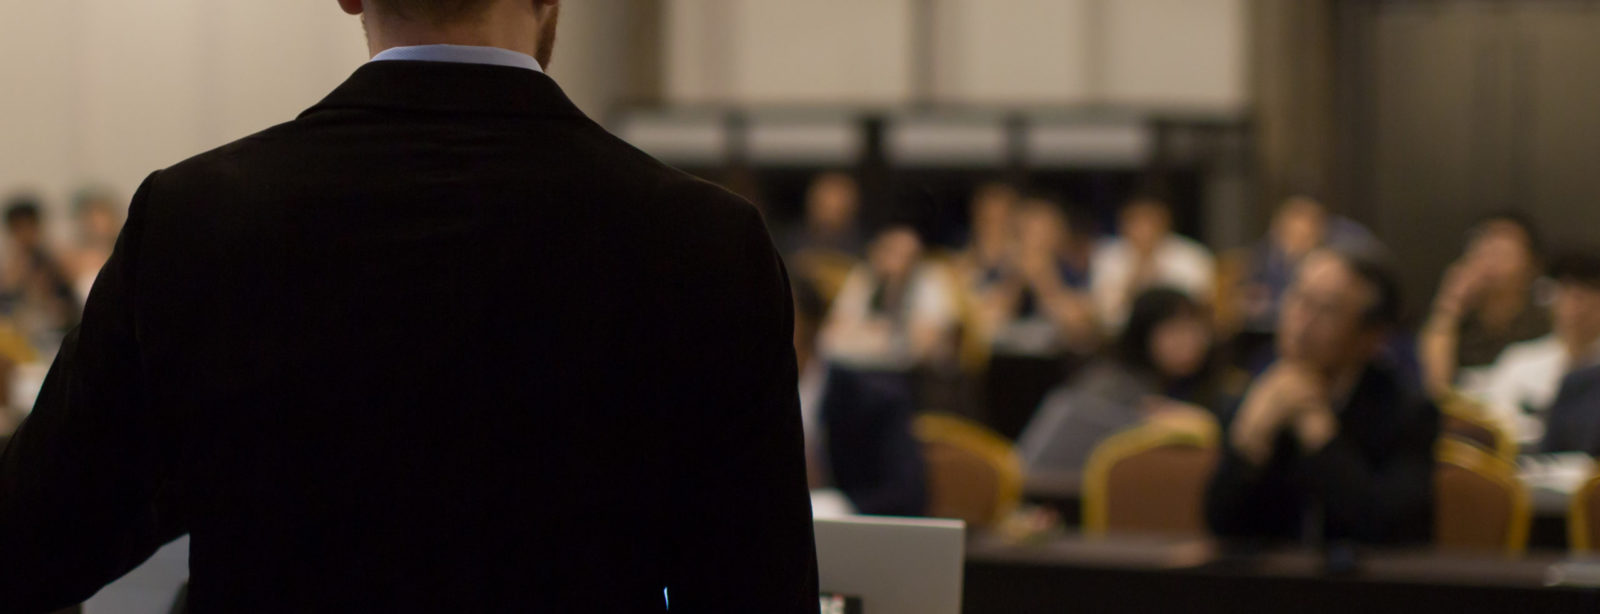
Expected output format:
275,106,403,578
813,516,966,614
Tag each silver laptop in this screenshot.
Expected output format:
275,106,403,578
813,516,966,614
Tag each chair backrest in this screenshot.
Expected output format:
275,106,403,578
1082,419,1220,536
1434,437,1530,554
789,248,859,307
1438,391,1517,462
1569,473,1600,552
914,413,1024,528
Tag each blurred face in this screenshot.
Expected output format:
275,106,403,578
1121,201,1171,254
971,186,1016,244
869,227,923,282
6,218,40,248
1553,282,1600,353
1465,221,1536,286
1151,311,1212,380
80,205,119,242
1016,201,1065,257
1272,197,1328,258
1276,252,1382,371
806,174,860,233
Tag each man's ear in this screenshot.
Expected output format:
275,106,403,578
338,0,364,16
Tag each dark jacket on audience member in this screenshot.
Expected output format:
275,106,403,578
819,367,928,517
1205,363,1439,545
1540,364,1600,455
0,60,818,613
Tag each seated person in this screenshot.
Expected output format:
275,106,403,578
781,172,864,257
969,195,1101,439
1091,195,1215,333
1018,287,1219,481
1537,252,1600,455
1206,249,1438,545
1235,194,1386,337
954,182,1020,282
821,223,956,372
1466,334,1565,445
795,281,928,517
0,195,80,352
1420,212,1550,399
971,194,1098,356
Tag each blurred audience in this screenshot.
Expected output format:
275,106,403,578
781,171,863,257
965,193,1100,439
795,280,928,517
972,194,1097,357
1535,252,1600,456
956,182,1020,280
822,222,957,372
1018,288,1219,480
1207,249,1437,545
1420,212,1550,399
1091,195,1215,333
64,186,124,306
1234,195,1383,335
0,194,79,351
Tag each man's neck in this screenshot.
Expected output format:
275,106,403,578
363,13,541,59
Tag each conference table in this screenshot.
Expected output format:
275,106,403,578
964,532,1600,614
1024,458,1588,550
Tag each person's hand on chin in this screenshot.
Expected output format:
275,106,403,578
1230,361,1332,465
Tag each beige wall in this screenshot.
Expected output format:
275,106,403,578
666,0,915,105
0,2,367,217
1102,0,1247,108
932,0,1095,105
1,1,1249,218
0,2,633,220
666,0,1248,108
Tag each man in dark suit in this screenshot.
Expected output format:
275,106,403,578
1206,249,1439,545
0,1,818,612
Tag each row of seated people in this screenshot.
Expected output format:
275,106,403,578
801,243,1439,545
0,190,125,435
785,173,1600,548
786,172,1393,435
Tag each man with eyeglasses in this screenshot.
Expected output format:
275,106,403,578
1206,248,1439,546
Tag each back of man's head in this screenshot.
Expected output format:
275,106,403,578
367,0,496,24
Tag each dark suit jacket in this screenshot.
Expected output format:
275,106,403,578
818,367,927,517
0,60,818,613
1540,364,1600,455
1205,364,1439,545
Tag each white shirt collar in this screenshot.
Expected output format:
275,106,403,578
370,44,544,73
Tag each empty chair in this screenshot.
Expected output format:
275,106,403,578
789,248,860,307
914,414,1023,528
1434,437,1530,554
1082,418,1219,536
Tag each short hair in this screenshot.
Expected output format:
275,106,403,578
1549,250,1600,291
1325,248,1403,329
367,0,497,24
4,194,42,227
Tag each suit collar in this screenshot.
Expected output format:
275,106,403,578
300,60,586,120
